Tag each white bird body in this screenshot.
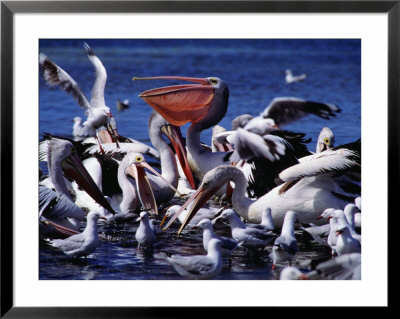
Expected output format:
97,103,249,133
135,211,157,249
335,224,361,256
271,211,298,269
166,238,223,280
49,211,104,258
162,204,222,229
285,69,307,84
196,219,237,256
218,209,275,250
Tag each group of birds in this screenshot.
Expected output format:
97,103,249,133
38,43,361,280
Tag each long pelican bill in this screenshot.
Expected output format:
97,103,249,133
139,160,181,196
161,124,197,190
162,183,219,234
61,152,117,215
135,76,215,126
125,163,158,215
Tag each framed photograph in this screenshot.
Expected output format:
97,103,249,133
1,0,393,316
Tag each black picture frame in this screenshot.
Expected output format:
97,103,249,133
1,1,394,317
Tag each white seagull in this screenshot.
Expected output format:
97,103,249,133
196,219,237,256
164,238,223,280
280,253,361,280
215,209,276,251
48,211,106,258
135,211,157,249
335,224,361,256
270,211,298,269
285,69,307,84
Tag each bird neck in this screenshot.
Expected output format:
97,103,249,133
117,170,138,213
150,128,179,188
281,217,295,238
228,169,254,220
83,216,98,235
227,214,247,230
49,162,73,201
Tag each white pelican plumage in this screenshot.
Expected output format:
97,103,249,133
38,137,116,236
162,138,360,233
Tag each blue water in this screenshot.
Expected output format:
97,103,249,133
39,39,360,280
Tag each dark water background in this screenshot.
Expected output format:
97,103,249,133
39,39,361,280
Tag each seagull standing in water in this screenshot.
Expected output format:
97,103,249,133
216,209,276,251
196,219,237,256
135,211,157,249
271,211,298,269
335,224,361,256
164,238,223,279
48,211,106,258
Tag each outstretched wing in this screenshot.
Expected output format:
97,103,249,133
39,53,91,110
262,97,341,127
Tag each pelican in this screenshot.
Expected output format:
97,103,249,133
38,137,115,234
285,69,307,84
316,127,335,153
72,112,188,219
162,138,360,234
135,76,230,184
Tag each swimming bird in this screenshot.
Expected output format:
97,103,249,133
285,69,307,84
335,224,361,256
279,253,361,280
215,209,276,251
270,211,298,269
162,138,360,234
196,219,237,256
48,210,106,258
164,238,223,279
135,211,157,249
246,207,275,232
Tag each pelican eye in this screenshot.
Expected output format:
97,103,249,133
135,156,143,162
323,137,330,144
209,78,219,85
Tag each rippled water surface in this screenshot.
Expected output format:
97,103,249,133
39,39,360,280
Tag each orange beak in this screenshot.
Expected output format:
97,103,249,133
135,76,215,126
162,182,221,234
161,124,197,190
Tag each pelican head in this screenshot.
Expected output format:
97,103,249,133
162,165,242,234
135,75,229,129
317,127,335,153
47,137,116,215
